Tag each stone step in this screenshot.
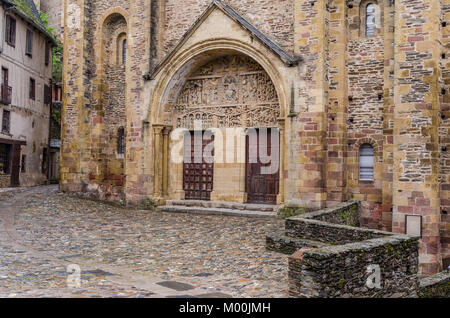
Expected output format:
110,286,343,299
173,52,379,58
266,231,329,255
159,205,277,219
165,200,278,212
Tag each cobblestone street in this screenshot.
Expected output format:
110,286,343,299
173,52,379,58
0,186,288,298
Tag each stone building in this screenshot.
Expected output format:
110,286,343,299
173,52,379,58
61,0,449,275
0,0,56,188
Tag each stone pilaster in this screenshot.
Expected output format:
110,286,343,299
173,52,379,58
293,0,328,208
325,0,348,207
60,0,86,193
382,0,396,232
393,0,442,274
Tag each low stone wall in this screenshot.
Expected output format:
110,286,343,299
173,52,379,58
289,235,420,298
285,218,391,245
418,270,450,298
0,175,10,188
266,230,326,255
301,201,360,226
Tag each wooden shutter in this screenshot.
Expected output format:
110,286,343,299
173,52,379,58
11,18,16,46
26,30,33,56
44,84,51,104
29,78,35,100
5,15,10,44
45,42,50,65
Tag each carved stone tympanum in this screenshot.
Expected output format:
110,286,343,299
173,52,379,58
174,55,280,129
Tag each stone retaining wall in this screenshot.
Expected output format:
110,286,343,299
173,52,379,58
289,235,420,298
418,270,450,298
301,201,360,226
268,200,449,297
285,202,392,245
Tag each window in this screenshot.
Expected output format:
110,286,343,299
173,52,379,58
0,143,11,174
21,155,26,173
117,127,125,154
29,78,35,100
366,4,376,36
26,29,33,57
122,39,127,64
2,110,10,134
45,42,50,65
5,15,16,47
1,68,11,105
44,84,51,105
359,144,375,181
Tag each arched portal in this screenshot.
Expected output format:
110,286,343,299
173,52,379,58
151,50,286,205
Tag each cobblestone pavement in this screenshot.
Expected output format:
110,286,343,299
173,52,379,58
0,186,288,298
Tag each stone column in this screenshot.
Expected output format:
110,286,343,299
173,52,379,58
277,119,286,205
162,127,171,197
393,0,442,274
153,125,164,198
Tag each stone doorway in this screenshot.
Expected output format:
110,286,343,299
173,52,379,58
246,128,280,204
183,131,214,201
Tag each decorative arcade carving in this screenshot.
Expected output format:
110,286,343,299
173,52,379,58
174,55,280,129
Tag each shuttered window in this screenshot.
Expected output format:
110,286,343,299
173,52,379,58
29,78,35,100
5,15,16,47
44,84,51,105
359,144,374,180
45,42,50,65
2,110,10,134
26,29,33,57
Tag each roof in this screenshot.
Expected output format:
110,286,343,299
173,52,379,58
145,0,299,80
1,0,57,45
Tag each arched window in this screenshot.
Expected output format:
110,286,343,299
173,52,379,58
117,127,125,155
122,39,127,64
359,144,374,180
365,4,376,36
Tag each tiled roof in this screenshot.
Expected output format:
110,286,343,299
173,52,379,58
2,0,57,45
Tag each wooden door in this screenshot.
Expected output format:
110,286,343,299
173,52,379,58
183,132,214,200
10,143,21,187
246,129,280,204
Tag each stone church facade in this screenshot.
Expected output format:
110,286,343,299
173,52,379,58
61,0,449,274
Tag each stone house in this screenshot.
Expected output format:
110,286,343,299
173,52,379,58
35,0,64,182
61,0,449,275
0,0,56,188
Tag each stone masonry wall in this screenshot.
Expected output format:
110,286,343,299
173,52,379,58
393,0,442,275
345,0,387,230
163,0,294,56
440,0,450,270
418,270,450,297
289,235,419,298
